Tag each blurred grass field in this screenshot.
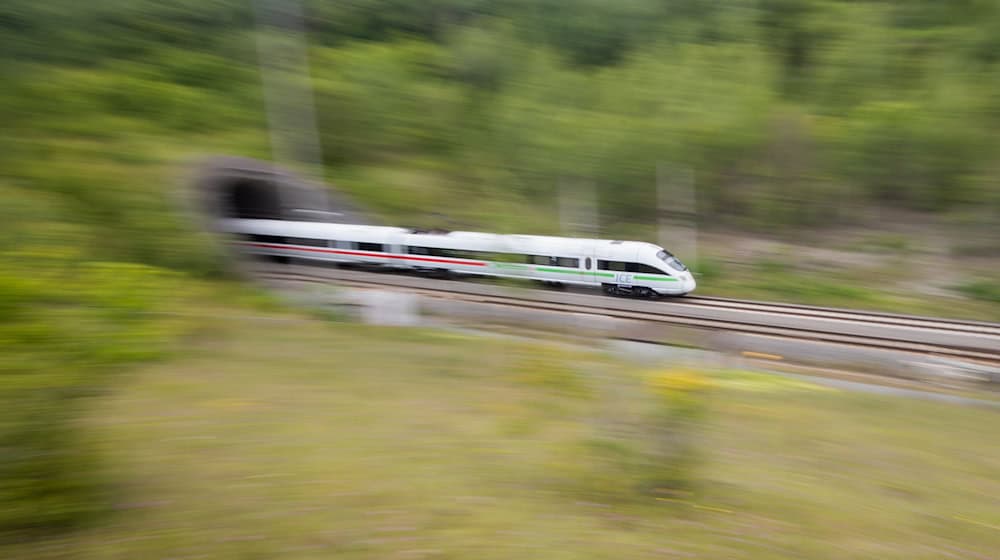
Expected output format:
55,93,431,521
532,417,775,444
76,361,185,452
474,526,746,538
4,311,996,559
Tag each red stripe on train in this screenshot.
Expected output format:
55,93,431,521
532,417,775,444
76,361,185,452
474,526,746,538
240,242,489,267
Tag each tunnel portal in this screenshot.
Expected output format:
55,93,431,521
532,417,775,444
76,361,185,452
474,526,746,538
223,177,284,219
185,156,375,273
188,156,372,227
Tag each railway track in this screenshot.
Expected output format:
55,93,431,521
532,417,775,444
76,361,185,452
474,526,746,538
675,296,1000,337
248,262,1000,367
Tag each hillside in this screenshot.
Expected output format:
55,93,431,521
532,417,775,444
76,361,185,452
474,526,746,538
1,0,999,541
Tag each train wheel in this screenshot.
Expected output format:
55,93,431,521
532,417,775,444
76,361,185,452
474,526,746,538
636,287,656,299
602,284,618,296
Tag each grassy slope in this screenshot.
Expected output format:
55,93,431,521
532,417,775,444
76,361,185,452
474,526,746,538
6,311,996,559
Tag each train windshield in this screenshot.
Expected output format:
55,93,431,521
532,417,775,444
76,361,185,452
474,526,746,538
656,250,687,272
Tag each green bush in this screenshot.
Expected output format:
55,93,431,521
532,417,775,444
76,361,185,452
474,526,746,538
689,258,724,283
561,368,713,502
956,279,1000,304
640,369,713,494
0,246,192,538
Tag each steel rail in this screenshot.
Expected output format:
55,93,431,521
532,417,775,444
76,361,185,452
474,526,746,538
249,263,1000,366
248,260,1000,333
671,296,1000,336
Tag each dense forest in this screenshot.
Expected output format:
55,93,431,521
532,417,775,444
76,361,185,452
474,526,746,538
1,0,999,538
4,0,1000,245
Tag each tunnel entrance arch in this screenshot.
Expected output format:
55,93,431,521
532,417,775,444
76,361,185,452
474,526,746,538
183,156,377,274
223,177,284,219
188,156,374,226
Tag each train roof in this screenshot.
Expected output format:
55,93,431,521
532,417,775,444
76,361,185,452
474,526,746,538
222,219,662,256
220,218,409,239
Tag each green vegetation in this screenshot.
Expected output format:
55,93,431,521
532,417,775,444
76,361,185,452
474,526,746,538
957,279,1000,304
2,1,998,291
0,243,201,537
4,2,1000,232
695,261,998,320
2,0,1000,542
2,314,996,559
847,233,912,255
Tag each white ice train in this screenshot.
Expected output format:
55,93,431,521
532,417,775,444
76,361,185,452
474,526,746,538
222,218,696,297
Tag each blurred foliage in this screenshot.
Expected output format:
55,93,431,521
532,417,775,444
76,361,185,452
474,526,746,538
512,345,590,399
561,367,714,501
2,0,1000,535
0,242,195,537
749,259,881,306
956,279,1000,304
641,369,713,493
688,257,724,283
0,184,206,538
2,0,999,232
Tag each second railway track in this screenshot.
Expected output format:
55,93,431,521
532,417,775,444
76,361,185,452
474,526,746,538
249,262,1000,367
674,296,1000,336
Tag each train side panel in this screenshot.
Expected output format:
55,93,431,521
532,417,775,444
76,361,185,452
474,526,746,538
221,219,695,295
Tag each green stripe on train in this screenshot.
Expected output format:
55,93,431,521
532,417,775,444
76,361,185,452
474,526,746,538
535,267,616,278
535,267,585,275
633,275,678,282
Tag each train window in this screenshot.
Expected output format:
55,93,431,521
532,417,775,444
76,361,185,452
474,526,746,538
626,263,665,274
656,249,688,271
463,251,481,260
420,247,473,260
249,234,284,244
598,260,628,271
556,257,579,268
286,237,326,247
530,255,549,265
585,258,591,269
491,252,524,263
408,249,523,262
432,248,460,258
358,242,384,252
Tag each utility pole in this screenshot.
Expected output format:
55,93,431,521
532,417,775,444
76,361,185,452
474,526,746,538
656,163,698,267
253,0,325,185
559,177,599,238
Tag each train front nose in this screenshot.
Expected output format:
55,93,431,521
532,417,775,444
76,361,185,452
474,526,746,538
682,272,696,293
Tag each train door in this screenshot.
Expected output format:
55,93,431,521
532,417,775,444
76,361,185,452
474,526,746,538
385,231,405,269
581,253,596,285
